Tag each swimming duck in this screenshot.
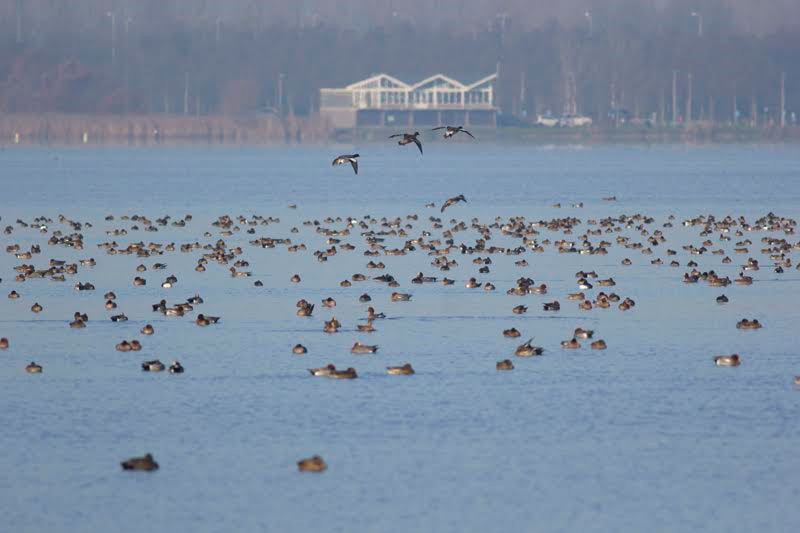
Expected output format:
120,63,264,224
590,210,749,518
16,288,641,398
130,340,142,351
141,360,165,372
465,277,481,289
440,194,467,212
568,292,585,301
297,455,328,472
503,328,521,338
543,301,561,311
736,319,762,330
110,313,128,322
229,267,251,278
357,321,375,332
391,292,412,302
561,338,581,349
104,291,116,300
431,125,474,139
590,339,607,350
716,294,729,304
323,317,340,333
293,344,308,354
187,294,203,304
25,361,43,373
168,361,184,373
574,328,593,339
121,453,159,471
714,354,741,367
297,302,314,317
515,339,544,357
8,290,19,299
31,302,43,313
133,277,146,286
332,154,359,174
512,305,527,315
496,359,515,371
358,293,372,303
308,364,336,377
116,341,132,352
330,367,358,379
351,342,378,354
367,307,386,319
387,363,415,375
291,274,301,283
139,324,154,336
322,297,337,308
0,337,9,349
196,314,219,326
389,132,423,154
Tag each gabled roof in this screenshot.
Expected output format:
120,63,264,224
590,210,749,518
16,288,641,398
466,73,497,90
334,73,496,92
411,74,467,91
346,74,410,90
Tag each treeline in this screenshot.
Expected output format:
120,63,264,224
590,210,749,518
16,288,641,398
0,0,798,125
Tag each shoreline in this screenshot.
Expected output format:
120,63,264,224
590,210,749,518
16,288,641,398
1,112,798,147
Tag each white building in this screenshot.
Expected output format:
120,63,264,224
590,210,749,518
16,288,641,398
320,73,498,129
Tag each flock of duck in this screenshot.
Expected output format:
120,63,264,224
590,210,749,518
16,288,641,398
332,125,475,174
3,154,799,472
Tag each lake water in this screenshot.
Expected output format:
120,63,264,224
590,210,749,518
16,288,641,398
1,144,799,532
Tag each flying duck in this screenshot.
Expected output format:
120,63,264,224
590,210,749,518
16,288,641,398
441,194,467,212
389,132,423,154
431,125,474,139
332,154,359,175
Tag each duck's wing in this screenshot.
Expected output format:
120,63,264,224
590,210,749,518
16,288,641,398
413,138,423,154
349,158,358,174
332,156,343,166
431,126,446,131
440,199,452,212
460,129,475,138
388,134,403,139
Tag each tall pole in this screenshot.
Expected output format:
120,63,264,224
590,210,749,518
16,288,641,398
16,0,23,44
107,11,116,67
691,12,703,37
124,17,132,114
780,72,786,128
672,70,678,125
686,72,693,125
183,72,189,115
278,73,286,116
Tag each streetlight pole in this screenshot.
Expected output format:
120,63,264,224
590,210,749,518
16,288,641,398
16,0,23,44
691,12,703,37
124,17,133,113
278,73,286,116
672,70,678,125
107,11,117,67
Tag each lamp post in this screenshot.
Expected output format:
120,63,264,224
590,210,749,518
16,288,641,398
691,11,703,37
107,11,117,67
278,73,286,116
